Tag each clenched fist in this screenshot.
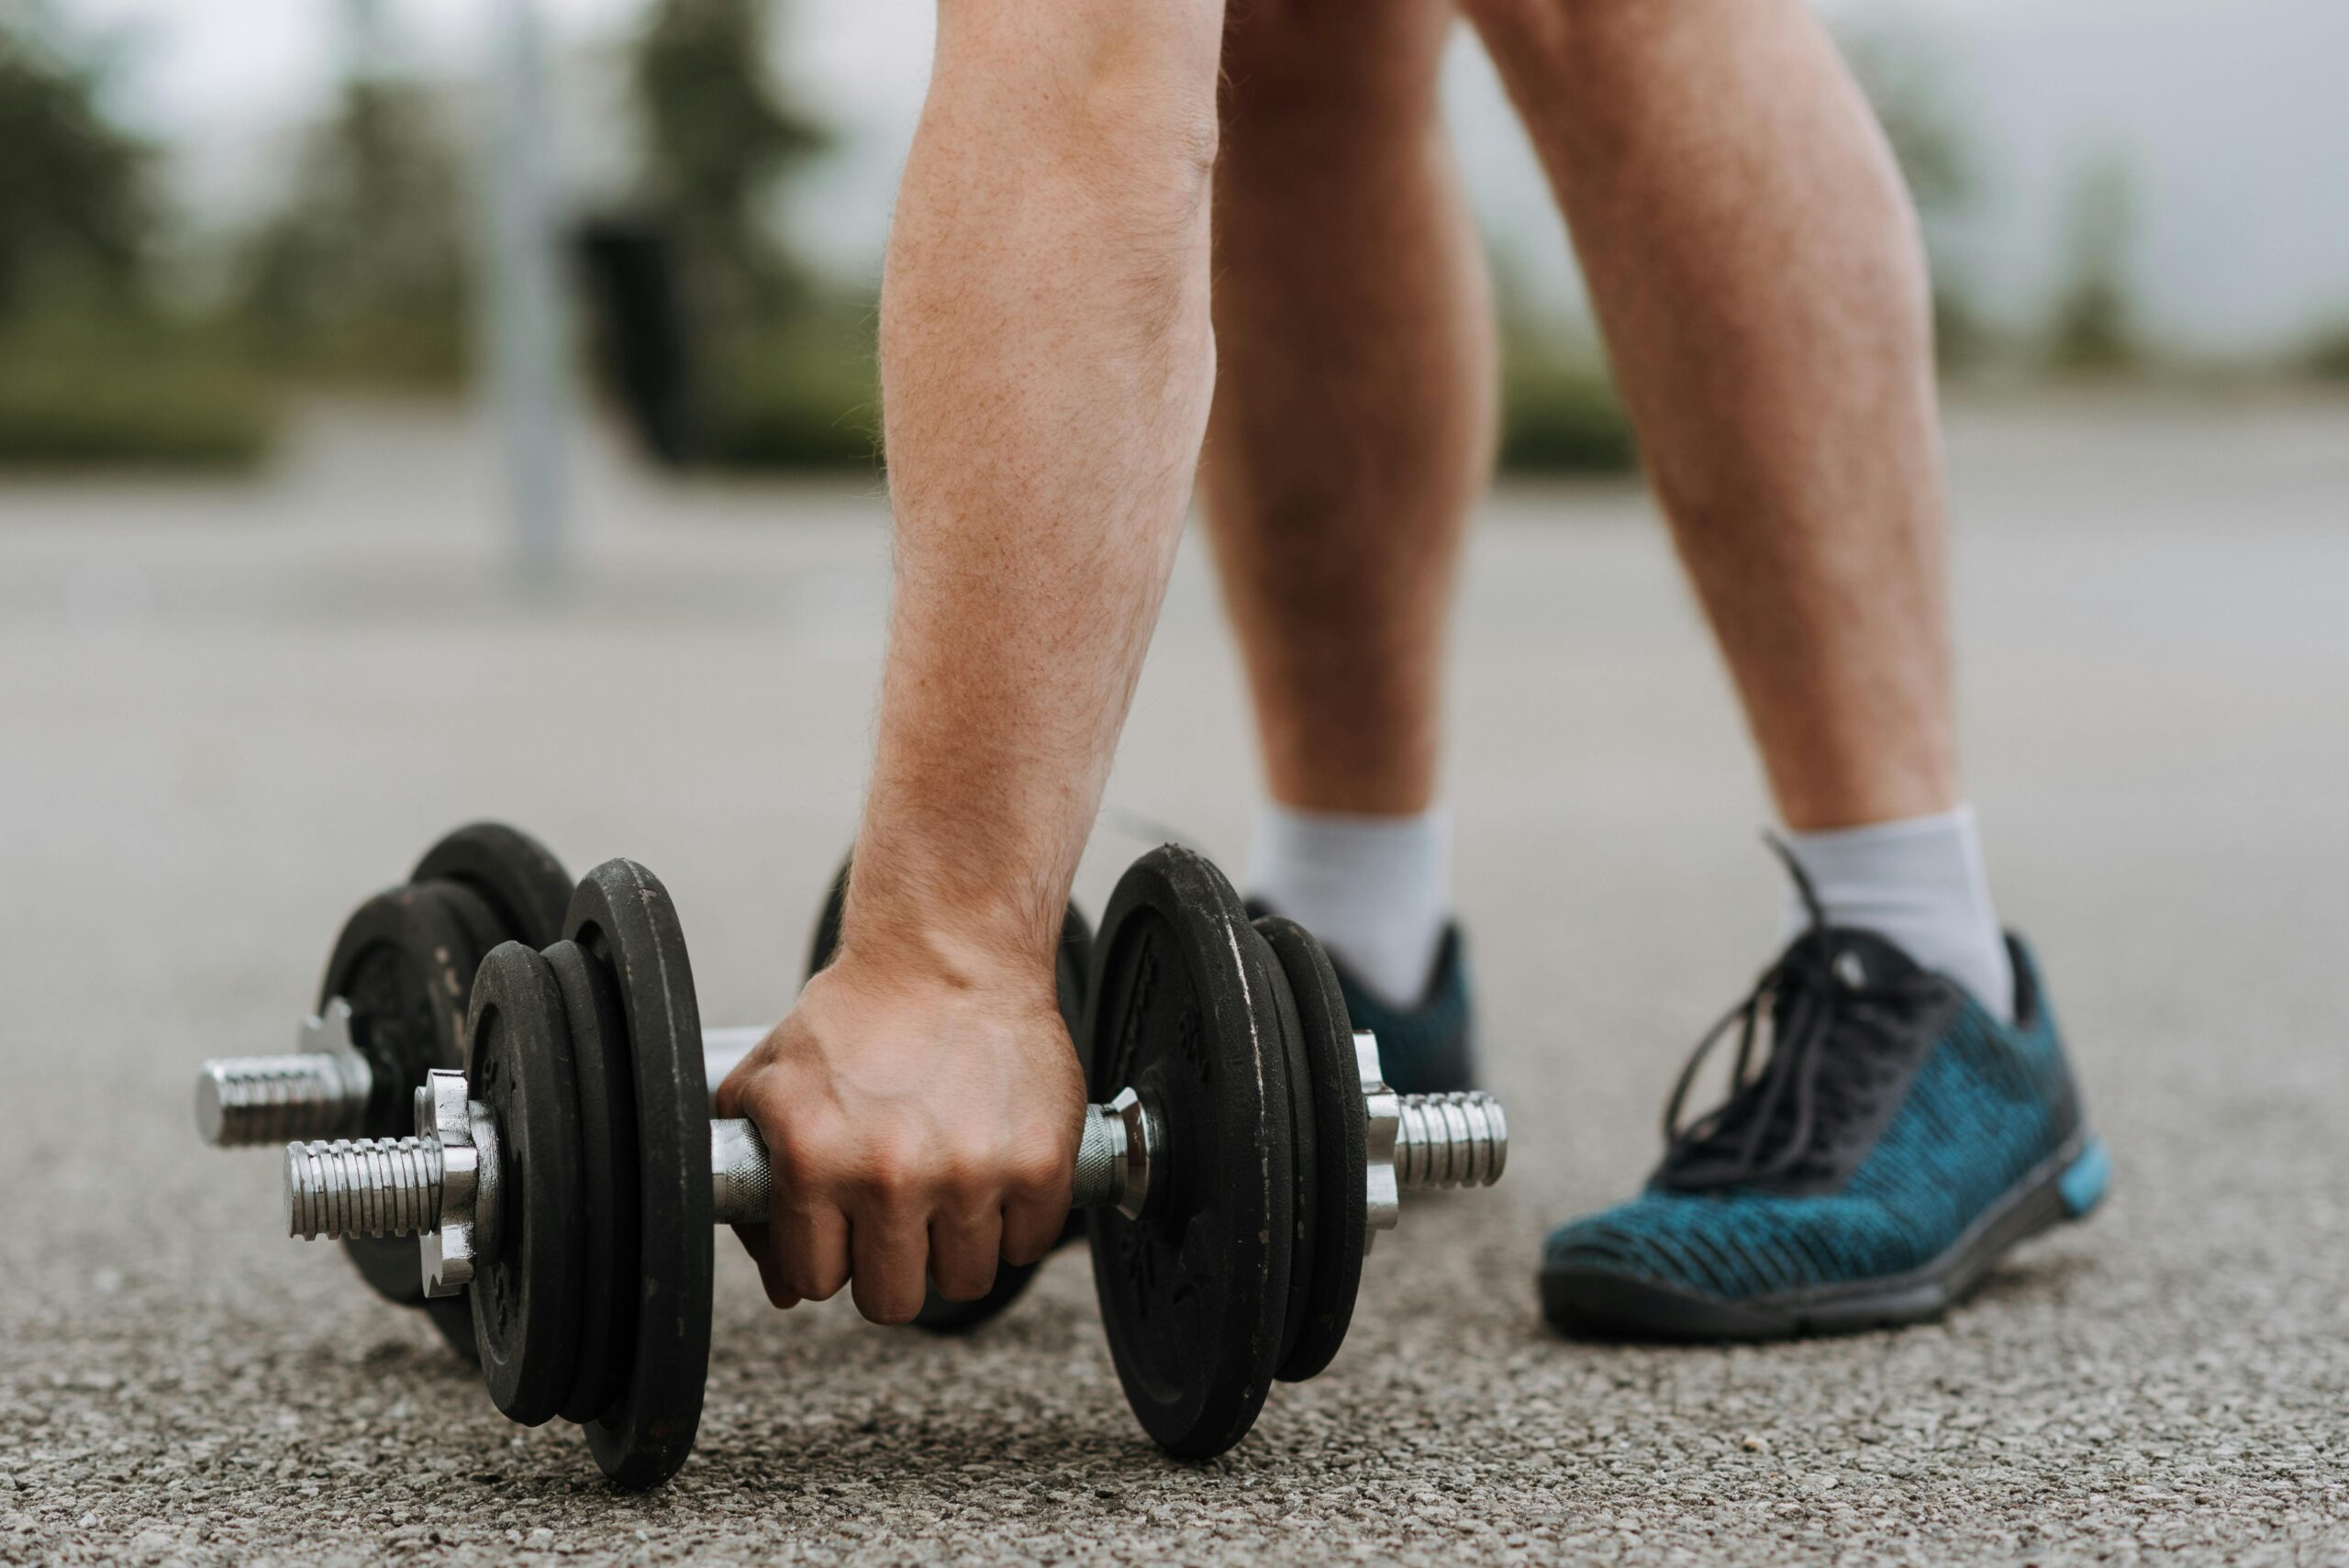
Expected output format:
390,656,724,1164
714,941,1085,1325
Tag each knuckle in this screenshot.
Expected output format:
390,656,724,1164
854,1275,923,1327
932,1134,1008,1204
849,1124,934,1206
852,1151,919,1207
932,1257,999,1304
774,1120,845,1191
784,1239,848,1303
792,1265,847,1304
999,1221,1056,1269
1007,1141,1072,1199
1001,1125,1074,1202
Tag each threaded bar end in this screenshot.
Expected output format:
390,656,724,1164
1393,1092,1507,1189
285,1137,443,1240
197,1053,371,1147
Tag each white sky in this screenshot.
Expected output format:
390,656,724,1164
59,0,2349,352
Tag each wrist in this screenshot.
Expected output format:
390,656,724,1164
841,824,1074,973
829,881,1061,1002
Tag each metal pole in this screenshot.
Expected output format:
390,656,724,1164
484,0,566,579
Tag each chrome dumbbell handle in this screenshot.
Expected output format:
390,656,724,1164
204,1018,779,1148
283,1046,1508,1293
195,1001,377,1147
702,1089,1152,1226
217,1018,1161,1222
215,1022,1510,1215
689,1082,1511,1225
287,1076,1163,1252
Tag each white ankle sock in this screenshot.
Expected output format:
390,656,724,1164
1247,802,1451,1008
1778,805,2015,1023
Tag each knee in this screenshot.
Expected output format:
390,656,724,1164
933,0,1224,187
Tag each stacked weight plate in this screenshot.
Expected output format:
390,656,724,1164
315,823,575,1360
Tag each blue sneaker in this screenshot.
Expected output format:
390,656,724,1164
1332,926,1477,1095
1542,888,2108,1340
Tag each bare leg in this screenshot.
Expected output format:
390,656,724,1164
1465,0,1959,830
1201,0,1497,818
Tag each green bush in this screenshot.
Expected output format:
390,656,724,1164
232,72,473,394
2299,323,2349,384
0,4,156,317
696,307,881,470
0,321,278,471
1499,350,1638,476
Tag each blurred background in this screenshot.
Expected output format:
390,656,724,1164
5,4,2348,1559
3,0,2343,493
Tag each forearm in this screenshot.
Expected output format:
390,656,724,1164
845,2,1225,974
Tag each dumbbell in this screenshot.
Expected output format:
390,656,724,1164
194,822,580,1361
196,836,1092,1347
259,847,1508,1487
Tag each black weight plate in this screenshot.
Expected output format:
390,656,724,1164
801,858,852,979
467,942,587,1426
567,859,710,1490
424,1297,481,1362
806,854,1097,1333
544,939,641,1426
318,884,484,1321
1257,917,1367,1384
318,886,479,1138
1084,846,1293,1460
412,822,575,952
414,880,513,1017
1250,918,1319,1385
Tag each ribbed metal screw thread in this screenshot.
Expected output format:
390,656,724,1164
197,1053,372,1147
1393,1091,1508,1189
285,1137,444,1240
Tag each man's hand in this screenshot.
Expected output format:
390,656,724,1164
713,944,1084,1326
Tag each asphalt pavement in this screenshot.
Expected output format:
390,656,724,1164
2,396,2344,1564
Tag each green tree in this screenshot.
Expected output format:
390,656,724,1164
2299,321,2349,383
0,1,154,316
633,0,829,317
237,0,471,384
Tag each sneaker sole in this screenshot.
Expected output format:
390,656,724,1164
1540,1130,2110,1342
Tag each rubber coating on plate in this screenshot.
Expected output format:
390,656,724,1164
567,859,711,1490
1256,916,1368,1383
317,884,482,1320
467,942,586,1426
1249,917,1319,1384
543,938,642,1426
1084,845,1292,1460
412,822,574,952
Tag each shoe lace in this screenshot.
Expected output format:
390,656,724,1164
1654,838,1949,1191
